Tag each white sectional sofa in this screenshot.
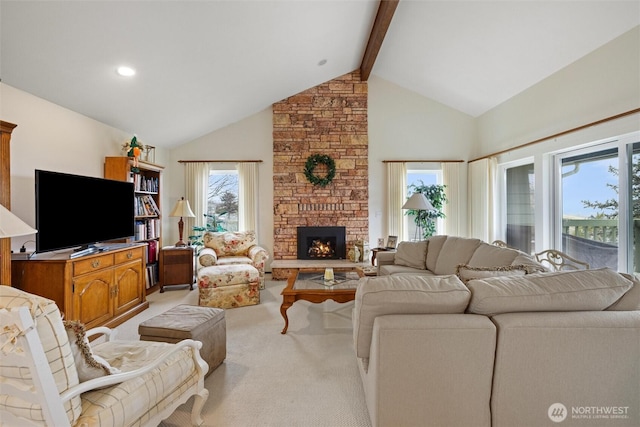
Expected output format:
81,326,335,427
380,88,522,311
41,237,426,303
355,236,640,427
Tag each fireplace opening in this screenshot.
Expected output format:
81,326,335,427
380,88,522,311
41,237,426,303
297,226,346,260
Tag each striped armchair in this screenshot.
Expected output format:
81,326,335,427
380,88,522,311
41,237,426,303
0,286,209,427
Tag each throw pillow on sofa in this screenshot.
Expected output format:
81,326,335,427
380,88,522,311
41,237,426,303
64,320,121,382
455,264,529,284
393,240,428,269
466,267,634,316
607,272,640,311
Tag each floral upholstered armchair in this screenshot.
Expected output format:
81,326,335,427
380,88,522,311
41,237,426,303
197,230,269,289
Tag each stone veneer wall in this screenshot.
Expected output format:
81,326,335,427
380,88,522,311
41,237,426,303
272,70,369,263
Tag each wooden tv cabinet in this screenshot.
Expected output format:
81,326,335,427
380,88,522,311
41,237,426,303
11,243,149,329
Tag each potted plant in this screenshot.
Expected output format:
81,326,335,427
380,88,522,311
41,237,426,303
406,181,447,239
188,212,227,254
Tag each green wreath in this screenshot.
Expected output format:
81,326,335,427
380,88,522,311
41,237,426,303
304,154,336,187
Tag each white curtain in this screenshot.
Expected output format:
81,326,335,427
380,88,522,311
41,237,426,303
468,157,497,242
442,162,463,236
185,162,210,242
386,162,406,241
237,162,258,233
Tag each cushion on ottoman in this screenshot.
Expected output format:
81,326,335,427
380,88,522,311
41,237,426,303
138,304,226,377
198,264,259,287
198,264,260,309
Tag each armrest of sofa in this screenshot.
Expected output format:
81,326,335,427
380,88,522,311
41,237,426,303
197,248,218,270
375,251,396,274
247,245,269,271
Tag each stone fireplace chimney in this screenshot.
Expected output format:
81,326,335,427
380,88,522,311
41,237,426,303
272,70,369,261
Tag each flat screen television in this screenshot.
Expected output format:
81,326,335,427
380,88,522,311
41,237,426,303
35,169,135,256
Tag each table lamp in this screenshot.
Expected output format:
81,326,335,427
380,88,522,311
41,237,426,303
169,197,195,247
402,192,435,241
0,204,37,238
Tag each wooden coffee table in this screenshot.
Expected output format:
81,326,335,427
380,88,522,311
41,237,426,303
280,267,364,334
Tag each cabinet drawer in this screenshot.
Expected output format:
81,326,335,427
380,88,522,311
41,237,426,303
115,247,144,264
73,254,114,276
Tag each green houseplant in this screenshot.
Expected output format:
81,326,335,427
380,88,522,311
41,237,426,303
188,213,227,254
405,181,447,239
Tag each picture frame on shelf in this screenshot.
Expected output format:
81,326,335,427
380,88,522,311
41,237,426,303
386,236,398,249
377,238,385,248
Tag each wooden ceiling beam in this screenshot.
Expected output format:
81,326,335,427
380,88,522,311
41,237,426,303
360,0,400,81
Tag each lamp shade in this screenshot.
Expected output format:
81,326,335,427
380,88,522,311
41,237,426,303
402,193,435,211
169,197,195,218
0,204,37,238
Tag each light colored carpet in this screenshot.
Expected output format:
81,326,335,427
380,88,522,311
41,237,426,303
112,275,372,427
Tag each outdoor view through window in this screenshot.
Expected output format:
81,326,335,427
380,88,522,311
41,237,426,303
207,170,239,232
560,143,639,273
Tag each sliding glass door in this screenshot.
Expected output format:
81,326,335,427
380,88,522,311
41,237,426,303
555,137,639,274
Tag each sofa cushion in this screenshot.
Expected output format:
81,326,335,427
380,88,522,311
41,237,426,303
607,273,640,311
467,242,520,267
353,275,471,359
467,268,634,316
78,341,200,427
456,264,529,284
424,235,448,272
379,264,435,276
393,240,427,269
0,286,82,425
431,236,482,275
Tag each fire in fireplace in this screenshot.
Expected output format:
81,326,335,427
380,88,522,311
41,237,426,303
297,226,346,260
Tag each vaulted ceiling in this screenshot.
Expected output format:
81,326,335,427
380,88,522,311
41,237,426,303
1,1,638,148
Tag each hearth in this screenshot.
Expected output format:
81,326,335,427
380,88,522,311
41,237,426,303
297,226,346,260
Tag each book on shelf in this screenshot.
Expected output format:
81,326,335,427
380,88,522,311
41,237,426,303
135,194,160,217
147,239,158,264
146,195,160,214
145,263,158,288
133,174,159,193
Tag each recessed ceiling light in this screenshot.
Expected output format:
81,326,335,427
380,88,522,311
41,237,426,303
117,66,136,77
318,59,327,66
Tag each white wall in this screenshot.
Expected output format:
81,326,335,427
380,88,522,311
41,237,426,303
367,76,476,241
165,108,274,261
476,26,640,158
0,83,170,254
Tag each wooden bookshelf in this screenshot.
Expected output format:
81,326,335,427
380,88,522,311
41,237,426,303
104,156,164,294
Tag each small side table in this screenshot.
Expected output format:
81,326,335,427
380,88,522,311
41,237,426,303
370,247,395,266
159,246,194,293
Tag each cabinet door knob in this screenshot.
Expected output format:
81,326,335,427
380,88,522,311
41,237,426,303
127,252,133,259
92,260,100,268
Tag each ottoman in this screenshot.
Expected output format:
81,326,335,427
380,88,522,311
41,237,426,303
198,264,260,309
138,304,226,377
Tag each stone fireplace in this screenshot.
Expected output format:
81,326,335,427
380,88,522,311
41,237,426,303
272,70,369,267
297,226,346,260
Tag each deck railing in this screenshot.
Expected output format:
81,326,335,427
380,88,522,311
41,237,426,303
562,218,640,271
562,219,619,243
